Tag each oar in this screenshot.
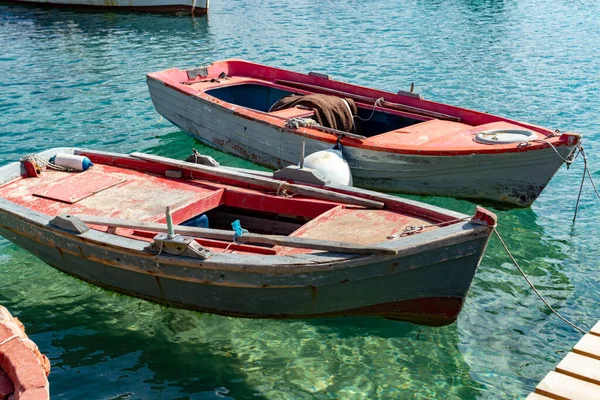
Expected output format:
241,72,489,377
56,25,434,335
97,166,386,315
130,152,384,209
274,79,460,122
78,215,398,256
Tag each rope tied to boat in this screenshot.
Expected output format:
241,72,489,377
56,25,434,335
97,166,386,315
516,134,599,224
386,216,471,239
387,216,588,333
492,227,587,334
531,139,600,223
572,144,600,223
517,138,581,166
354,97,385,122
275,181,294,198
0,334,20,347
19,154,76,172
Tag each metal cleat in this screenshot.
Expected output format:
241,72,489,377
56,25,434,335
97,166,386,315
148,233,211,260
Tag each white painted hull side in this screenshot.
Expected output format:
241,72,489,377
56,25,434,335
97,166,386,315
147,79,576,206
12,0,207,12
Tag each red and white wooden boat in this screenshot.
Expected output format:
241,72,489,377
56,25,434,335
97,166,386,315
6,0,208,14
0,305,51,400
147,59,581,207
0,148,496,326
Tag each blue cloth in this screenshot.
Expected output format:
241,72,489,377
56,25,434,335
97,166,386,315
231,219,248,242
181,214,209,228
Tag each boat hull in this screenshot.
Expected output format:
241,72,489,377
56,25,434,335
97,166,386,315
147,76,578,207
5,0,208,14
0,201,490,326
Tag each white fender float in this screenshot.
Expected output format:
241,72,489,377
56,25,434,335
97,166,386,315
302,148,353,186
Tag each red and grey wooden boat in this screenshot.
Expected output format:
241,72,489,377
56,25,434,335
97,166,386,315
5,0,208,14
147,59,581,207
0,148,496,326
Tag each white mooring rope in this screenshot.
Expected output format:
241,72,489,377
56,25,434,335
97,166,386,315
573,144,600,223
493,228,587,334
387,216,589,334
498,138,592,333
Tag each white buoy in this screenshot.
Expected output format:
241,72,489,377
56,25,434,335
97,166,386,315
302,148,353,186
50,153,93,171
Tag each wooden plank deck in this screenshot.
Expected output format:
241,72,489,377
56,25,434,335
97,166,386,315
527,321,600,400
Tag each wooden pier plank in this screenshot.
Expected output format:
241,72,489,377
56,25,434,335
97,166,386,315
590,321,600,337
525,393,553,400
536,371,600,400
556,352,600,385
573,334,600,360
528,319,600,399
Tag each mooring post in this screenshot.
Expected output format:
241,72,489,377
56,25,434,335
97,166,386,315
165,206,175,239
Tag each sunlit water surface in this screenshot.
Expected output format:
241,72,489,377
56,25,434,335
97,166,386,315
1,0,599,398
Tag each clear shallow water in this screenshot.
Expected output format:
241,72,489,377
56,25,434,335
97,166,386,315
0,0,599,398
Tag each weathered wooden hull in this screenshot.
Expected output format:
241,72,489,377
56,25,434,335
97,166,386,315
0,203,489,326
147,67,579,207
5,0,208,14
0,148,495,326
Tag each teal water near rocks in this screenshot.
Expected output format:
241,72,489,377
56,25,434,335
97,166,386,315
1,1,599,398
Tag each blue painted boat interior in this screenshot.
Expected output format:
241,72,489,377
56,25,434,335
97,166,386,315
354,109,422,136
206,83,423,136
206,84,294,112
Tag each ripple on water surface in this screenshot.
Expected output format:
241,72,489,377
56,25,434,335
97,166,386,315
1,0,600,398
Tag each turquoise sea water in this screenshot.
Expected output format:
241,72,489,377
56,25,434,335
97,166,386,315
1,1,599,398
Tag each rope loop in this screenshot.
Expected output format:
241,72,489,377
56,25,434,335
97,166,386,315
354,97,384,123
0,334,20,346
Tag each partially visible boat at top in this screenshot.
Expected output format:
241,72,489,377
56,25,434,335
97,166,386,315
147,59,581,207
0,147,496,326
4,0,208,14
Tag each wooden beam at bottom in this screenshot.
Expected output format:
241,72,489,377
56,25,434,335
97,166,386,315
536,371,600,400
